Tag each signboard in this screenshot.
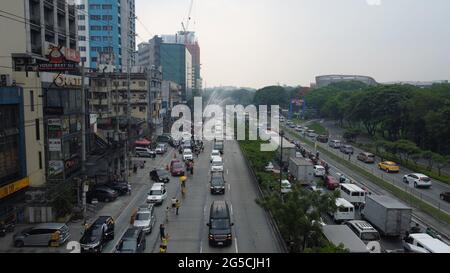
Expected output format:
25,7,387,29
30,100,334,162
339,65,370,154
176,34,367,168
38,44,80,72
48,139,62,152
0,177,30,200
48,119,62,131
48,160,64,177
65,157,80,176
44,107,64,115
53,74,82,87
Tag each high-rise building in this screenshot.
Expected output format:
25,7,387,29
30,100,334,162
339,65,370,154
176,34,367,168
78,0,135,71
75,0,90,67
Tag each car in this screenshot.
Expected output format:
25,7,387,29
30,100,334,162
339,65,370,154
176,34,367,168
329,140,341,149
281,180,292,194
211,156,224,172
324,176,339,190
170,160,185,176
181,139,192,150
313,165,326,177
155,143,168,154
147,183,167,205
403,173,432,188
306,130,317,138
115,227,146,253
13,223,70,248
307,185,326,195
106,182,130,196
150,168,170,183
86,186,118,203
378,161,400,173
214,140,224,154
440,192,450,203
265,162,274,172
340,145,354,155
133,206,156,234
210,149,221,162
210,172,226,194
183,148,193,161
135,147,156,158
79,216,115,253
344,220,381,245
336,172,351,184
207,201,234,247
357,152,375,163
316,135,328,143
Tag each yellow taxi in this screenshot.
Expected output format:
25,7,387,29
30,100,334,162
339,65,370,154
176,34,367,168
378,161,400,173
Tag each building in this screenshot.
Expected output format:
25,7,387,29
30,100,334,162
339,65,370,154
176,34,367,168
75,0,90,66
78,0,136,71
315,75,378,88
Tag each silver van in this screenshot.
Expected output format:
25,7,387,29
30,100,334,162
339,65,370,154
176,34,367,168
135,147,156,157
13,223,70,247
329,140,342,149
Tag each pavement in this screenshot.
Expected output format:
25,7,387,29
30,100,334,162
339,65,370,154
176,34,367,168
0,140,282,253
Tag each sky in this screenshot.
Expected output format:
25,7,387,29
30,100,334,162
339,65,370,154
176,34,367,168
135,0,450,89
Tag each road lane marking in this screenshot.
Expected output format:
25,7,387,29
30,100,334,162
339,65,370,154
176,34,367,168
234,238,238,253
226,169,229,175
228,183,231,191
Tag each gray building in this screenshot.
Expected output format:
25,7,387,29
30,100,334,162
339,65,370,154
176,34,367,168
315,75,377,88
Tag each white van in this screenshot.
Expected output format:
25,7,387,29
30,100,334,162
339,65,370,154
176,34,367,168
340,184,367,206
313,165,326,177
329,140,342,149
281,180,292,194
403,233,450,253
331,198,355,223
147,184,167,205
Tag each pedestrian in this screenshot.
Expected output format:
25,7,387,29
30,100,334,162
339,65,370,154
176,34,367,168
159,224,166,240
165,206,170,223
175,199,181,215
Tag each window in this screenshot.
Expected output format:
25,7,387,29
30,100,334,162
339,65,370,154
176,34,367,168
91,57,98,62
102,4,112,9
90,15,101,21
103,36,112,42
139,81,145,87
38,151,42,169
139,106,146,112
91,47,102,52
103,47,113,53
79,46,86,52
77,15,85,20
90,36,102,41
103,26,113,31
81,57,87,63
78,25,85,31
91,25,102,31
77,4,85,9
35,119,40,140
30,90,34,112
78,35,86,41
89,4,101,9
102,15,113,21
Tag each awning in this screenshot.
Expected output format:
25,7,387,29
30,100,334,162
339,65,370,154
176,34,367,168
135,139,151,146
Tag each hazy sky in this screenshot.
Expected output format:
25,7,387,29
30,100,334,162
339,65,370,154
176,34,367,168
135,0,450,89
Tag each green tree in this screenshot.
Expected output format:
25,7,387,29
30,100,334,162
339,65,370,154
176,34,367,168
394,139,421,165
433,154,450,176
422,150,435,171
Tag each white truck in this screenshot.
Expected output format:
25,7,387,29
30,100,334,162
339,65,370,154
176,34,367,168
361,195,412,237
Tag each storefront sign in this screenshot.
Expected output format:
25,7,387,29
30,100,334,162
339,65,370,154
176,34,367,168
44,107,64,115
0,177,29,199
37,44,80,72
53,74,82,87
48,161,64,177
65,157,80,176
48,139,62,152
48,119,61,131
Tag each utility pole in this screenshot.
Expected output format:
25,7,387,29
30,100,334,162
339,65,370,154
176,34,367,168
80,61,87,220
125,57,131,184
114,77,120,175
279,130,284,198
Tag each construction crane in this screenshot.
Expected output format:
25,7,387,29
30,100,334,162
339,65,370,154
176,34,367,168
181,0,194,45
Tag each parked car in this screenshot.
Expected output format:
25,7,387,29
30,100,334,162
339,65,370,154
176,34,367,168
207,201,234,247
115,227,146,253
210,149,221,162
340,144,354,154
325,176,339,190
316,135,328,143
79,216,115,253
329,140,342,149
378,161,400,173
183,148,194,161
403,173,432,188
86,186,118,203
147,183,167,205
210,172,226,194
133,205,156,234
106,182,130,196
440,192,450,203
150,168,170,183
211,156,224,172
170,160,185,176
135,147,156,158
155,143,168,154
313,165,326,177
357,152,375,163
13,223,70,248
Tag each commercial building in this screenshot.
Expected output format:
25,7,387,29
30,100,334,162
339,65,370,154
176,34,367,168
75,0,90,66
315,75,378,88
77,0,136,71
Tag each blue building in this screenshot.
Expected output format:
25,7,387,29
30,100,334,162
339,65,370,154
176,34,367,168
81,0,136,71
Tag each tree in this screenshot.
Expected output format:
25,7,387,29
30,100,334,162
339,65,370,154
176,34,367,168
433,154,449,176
394,139,420,165
257,186,338,252
422,150,435,171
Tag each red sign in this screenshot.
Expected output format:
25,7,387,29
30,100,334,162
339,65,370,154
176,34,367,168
64,47,81,63
38,44,80,72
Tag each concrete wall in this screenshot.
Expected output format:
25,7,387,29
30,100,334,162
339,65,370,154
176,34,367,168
0,0,27,75
12,71,46,187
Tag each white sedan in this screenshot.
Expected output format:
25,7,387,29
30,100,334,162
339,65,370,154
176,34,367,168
211,156,224,172
183,149,193,161
210,149,221,162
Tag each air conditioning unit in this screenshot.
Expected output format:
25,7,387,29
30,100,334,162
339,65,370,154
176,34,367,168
0,74,12,86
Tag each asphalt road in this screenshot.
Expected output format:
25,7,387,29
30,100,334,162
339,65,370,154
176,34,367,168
147,140,281,253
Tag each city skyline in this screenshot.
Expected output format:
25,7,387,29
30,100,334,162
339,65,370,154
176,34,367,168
136,0,450,88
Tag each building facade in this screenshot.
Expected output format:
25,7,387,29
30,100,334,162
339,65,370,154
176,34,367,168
75,0,90,67
315,75,378,88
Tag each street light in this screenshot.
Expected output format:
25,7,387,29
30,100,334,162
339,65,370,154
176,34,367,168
279,130,284,198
